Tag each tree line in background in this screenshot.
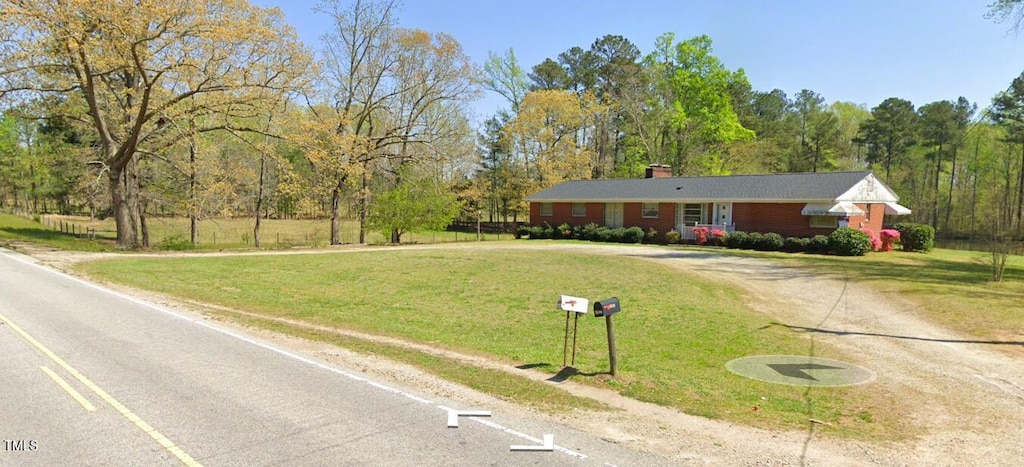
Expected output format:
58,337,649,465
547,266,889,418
1,0,1023,248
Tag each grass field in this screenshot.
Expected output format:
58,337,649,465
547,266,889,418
11,213,509,249
713,247,1024,343
76,247,895,439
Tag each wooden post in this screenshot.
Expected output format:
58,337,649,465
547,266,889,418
606,315,617,376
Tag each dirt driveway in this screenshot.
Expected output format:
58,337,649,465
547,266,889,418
15,241,1024,465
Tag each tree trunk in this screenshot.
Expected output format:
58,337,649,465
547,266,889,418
139,205,150,249
944,146,958,233
189,142,199,246
330,177,342,245
108,165,138,249
932,142,942,230
1017,141,1024,233
358,166,369,244
254,154,266,249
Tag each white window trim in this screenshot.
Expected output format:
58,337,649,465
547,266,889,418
572,203,586,217
540,203,553,217
682,203,705,225
641,202,659,218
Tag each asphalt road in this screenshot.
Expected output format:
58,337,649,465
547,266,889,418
0,248,675,466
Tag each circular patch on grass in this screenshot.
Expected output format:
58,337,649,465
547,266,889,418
726,355,874,387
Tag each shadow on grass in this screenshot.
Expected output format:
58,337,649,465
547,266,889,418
545,365,607,382
776,322,1024,347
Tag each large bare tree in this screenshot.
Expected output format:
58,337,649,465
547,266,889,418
0,0,309,248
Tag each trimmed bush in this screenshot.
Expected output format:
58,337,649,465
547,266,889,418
757,232,784,251
665,229,681,244
595,227,614,242
742,232,763,250
515,225,531,239
783,237,810,253
828,227,872,256
623,226,645,244
808,235,830,254
893,222,934,252
554,222,573,239
727,231,748,249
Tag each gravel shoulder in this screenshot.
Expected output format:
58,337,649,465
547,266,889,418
10,241,1024,465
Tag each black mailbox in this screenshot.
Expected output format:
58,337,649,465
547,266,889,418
593,298,620,317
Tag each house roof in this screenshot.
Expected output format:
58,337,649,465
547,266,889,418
526,171,902,204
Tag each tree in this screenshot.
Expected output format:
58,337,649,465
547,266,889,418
857,98,918,181
528,58,569,91
310,0,478,244
988,0,1024,32
481,48,529,118
0,0,308,248
368,165,461,244
991,71,1024,232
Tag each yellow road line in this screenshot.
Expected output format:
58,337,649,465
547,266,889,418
40,365,97,412
0,312,202,467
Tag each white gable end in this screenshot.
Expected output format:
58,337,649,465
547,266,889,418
835,173,900,203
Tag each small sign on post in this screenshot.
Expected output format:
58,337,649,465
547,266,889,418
558,295,589,367
593,297,620,376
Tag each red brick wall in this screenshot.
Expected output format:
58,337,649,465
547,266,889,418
848,203,885,234
732,202,887,237
530,202,604,227
732,203,826,237
623,203,677,237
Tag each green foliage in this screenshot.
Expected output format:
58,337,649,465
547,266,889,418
368,170,462,244
643,227,658,244
783,237,810,253
580,222,602,241
515,225,530,239
742,232,763,250
893,222,935,252
808,235,831,254
726,231,748,249
828,227,873,256
556,222,574,239
665,229,681,244
756,232,784,251
623,226,645,244
157,234,196,251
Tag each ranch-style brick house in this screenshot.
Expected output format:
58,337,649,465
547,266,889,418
525,166,911,240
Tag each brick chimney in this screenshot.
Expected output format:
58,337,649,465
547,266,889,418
645,164,672,179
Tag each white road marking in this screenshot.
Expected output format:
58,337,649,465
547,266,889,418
0,249,592,460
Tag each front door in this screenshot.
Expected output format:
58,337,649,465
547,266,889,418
605,203,624,228
712,202,733,227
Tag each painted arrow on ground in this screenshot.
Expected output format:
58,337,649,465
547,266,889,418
767,363,844,381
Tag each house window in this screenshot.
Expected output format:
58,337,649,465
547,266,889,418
540,203,553,217
682,203,704,225
809,215,838,228
641,203,659,218
572,203,586,217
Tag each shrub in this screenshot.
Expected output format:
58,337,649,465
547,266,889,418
783,237,810,253
527,226,544,239
692,226,710,245
757,232,785,251
894,222,934,252
742,232,763,250
828,227,872,256
581,223,602,241
879,229,901,252
595,227,614,242
555,222,573,239
158,234,195,251
665,229,681,244
727,231,748,249
860,228,882,251
808,235,830,254
623,226,645,244
515,225,531,239
710,229,728,247
643,228,658,244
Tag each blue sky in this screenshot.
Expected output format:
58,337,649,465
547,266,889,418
257,0,1024,124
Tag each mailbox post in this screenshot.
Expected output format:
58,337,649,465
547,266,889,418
558,295,589,367
593,297,620,376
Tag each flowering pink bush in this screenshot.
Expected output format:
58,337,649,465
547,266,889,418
710,229,728,246
879,229,901,252
692,226,709,245
860,228,882,251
